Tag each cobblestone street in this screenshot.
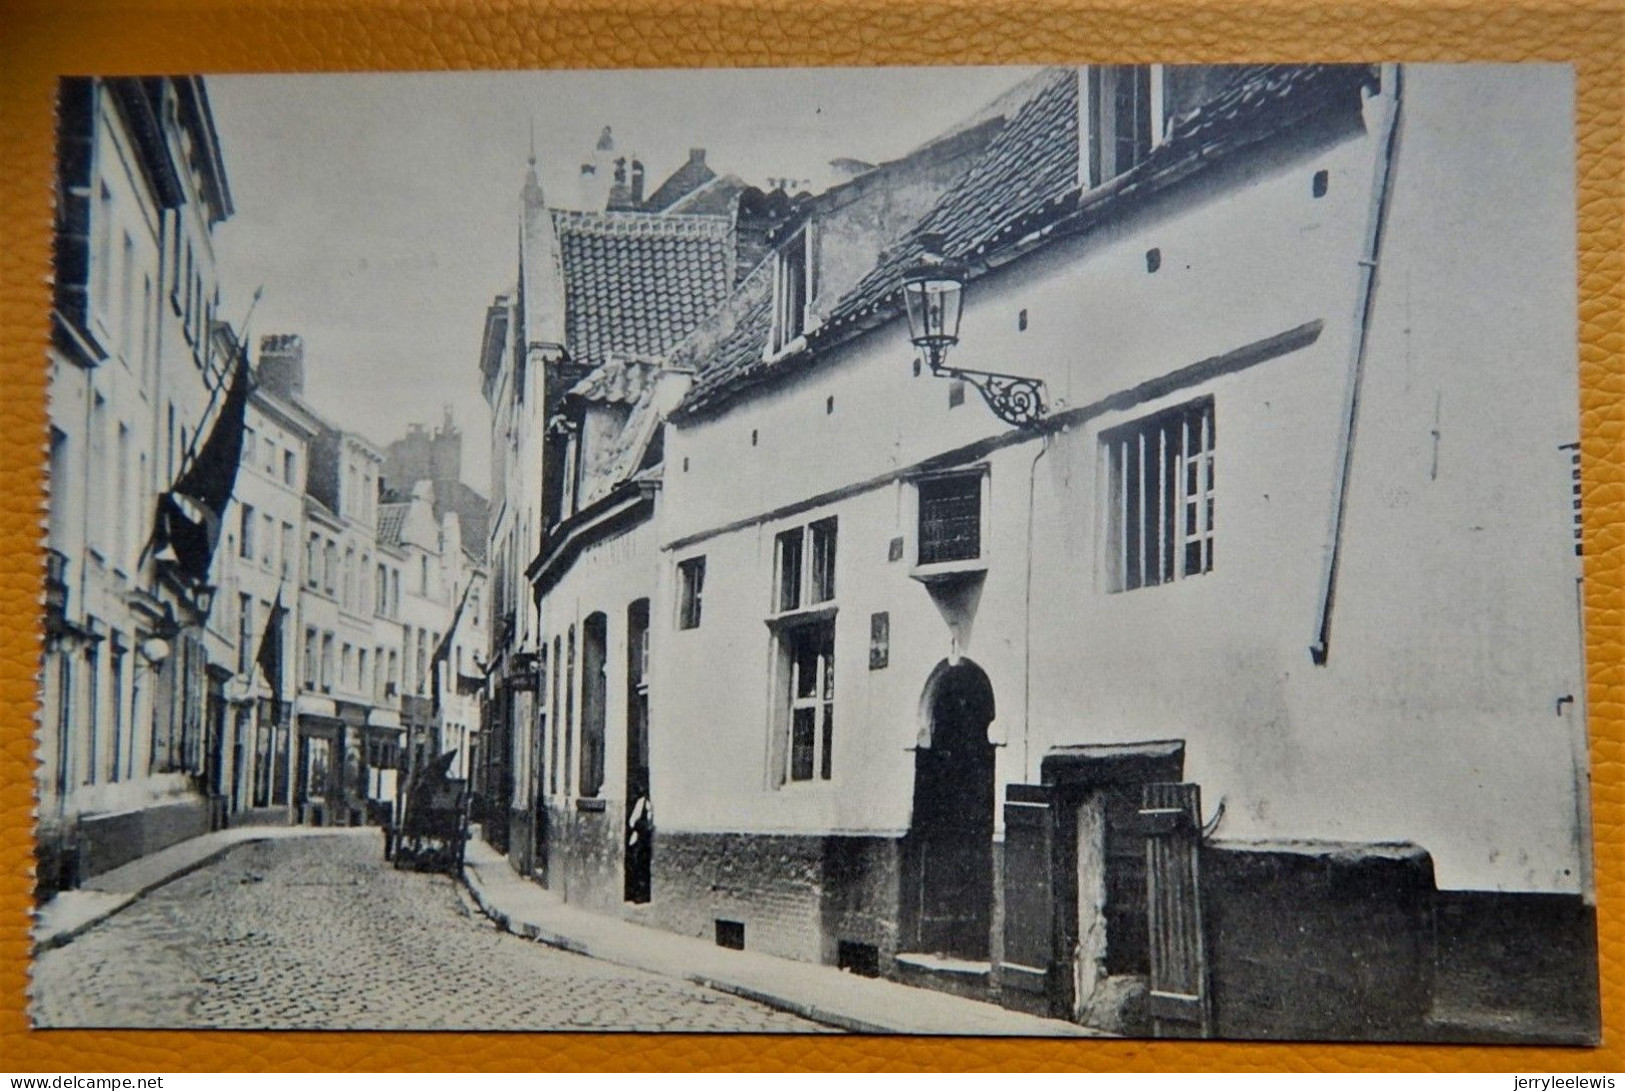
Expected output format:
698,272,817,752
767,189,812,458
30,834,831,1032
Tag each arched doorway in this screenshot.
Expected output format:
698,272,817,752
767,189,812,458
907,659,996,960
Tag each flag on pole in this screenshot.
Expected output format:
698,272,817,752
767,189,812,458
150,349,252,585
430,579,474,721
254,587,288,718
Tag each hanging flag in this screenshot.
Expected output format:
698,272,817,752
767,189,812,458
430,579,475,721
254,587,288,719
150,349,252,586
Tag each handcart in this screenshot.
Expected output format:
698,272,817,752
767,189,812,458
384,750,468,876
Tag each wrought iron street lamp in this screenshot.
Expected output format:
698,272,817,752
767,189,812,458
901,237,1049,428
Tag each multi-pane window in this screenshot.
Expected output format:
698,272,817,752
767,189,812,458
303,627,318,690
262,513,275,570
786,621,835,782
239,504,256,559
775,518,837,613
238,594,254,674
320,633,334,693
1103,397,1214,592
1087,66,1156,187
770,227,812,355
918,472,983,565
283,450,297,487
775,530,803,613
281,523,295,579
677,556,706,630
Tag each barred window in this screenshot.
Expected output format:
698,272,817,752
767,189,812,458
1103,397,1214,592
918,472,982,565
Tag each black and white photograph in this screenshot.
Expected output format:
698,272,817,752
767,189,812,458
32,62,1599,1043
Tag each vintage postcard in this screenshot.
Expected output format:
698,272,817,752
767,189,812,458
30,63,1599,1043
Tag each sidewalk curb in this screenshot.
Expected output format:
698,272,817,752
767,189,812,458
32,837,267,958
460,861,1010,1036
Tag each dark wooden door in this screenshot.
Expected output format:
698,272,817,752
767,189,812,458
1000,785,1056,1003
1141,781,1211,1038
909,663,996,959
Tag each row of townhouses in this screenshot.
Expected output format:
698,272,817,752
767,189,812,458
40,77,488,894
479,64,1593,1037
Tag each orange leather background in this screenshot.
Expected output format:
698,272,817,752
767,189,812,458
1,0,1620,1072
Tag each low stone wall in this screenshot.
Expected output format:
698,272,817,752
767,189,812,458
76,799,211,880
1432,890,1599,1042
1202,839,1435,1041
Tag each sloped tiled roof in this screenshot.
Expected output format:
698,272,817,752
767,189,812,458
585,381,664,507
678,64,1375,417
553,210,736,374
663,174,749,217
666,259,775,409
643,152,719,212
813,64,1374,343
376,502,408,548
564,357,660,408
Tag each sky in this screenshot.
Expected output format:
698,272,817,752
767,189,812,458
206,66,1042,495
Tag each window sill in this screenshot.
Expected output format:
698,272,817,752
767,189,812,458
761,333,808,366
778,777,836,790
910,558,987,585
764,602,838,630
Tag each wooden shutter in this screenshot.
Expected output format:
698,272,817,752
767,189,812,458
1000,784,1055,1004
1141,781,1210,1038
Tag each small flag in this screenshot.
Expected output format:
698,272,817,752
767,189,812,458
254,588,288,718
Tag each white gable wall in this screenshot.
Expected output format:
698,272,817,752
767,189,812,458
652,65,1587,896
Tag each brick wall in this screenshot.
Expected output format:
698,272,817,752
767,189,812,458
651,832,902,967
654,833,824,963
77,800,211,880
552,800,623,913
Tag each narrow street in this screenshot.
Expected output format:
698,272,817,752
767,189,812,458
30,835,831,1033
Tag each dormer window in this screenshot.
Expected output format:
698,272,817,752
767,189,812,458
770,225,814,356
1085,65,1166,187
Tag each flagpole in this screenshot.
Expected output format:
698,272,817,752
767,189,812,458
173,286,263,488
138,286,264,573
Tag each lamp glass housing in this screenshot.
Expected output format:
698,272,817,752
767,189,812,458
902,261,965,359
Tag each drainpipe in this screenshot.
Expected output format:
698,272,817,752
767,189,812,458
1022,433,1053,779
1310,64,1405,666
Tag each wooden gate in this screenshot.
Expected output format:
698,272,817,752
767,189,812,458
1140,781,1210,1038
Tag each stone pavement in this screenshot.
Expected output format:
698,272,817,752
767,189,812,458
32,822,363,954
461,834,1101,1037
31,834,828,1031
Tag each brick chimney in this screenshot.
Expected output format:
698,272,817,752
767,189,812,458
257,333,305,398
607,156,635,211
